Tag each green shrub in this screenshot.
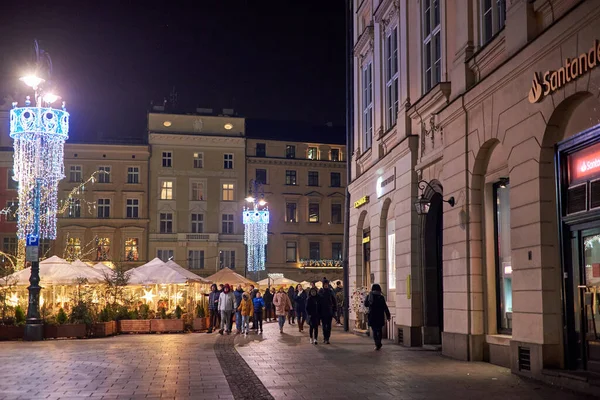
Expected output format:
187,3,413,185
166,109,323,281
70,301,93,326
138,304,150,320
14,305,25,325
175,305,183,319
56,308,68,325
196,303,206,318
160,307,167,320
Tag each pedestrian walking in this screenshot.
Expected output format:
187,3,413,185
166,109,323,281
364,284,391,350
294,284,308,332
263,288,273,322
306,287,321,345
318,279,337,344
207,284,220,333
233,284,244,334
218,284,236,334
287,286,296,325
253,291,265,333
334,281,344,326
270,288,277,321
249,285,258,330
237,292,254,335
273,287,292,334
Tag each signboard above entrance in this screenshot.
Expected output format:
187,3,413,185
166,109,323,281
354,196,369,209
376,168,396,198
568,141,600,185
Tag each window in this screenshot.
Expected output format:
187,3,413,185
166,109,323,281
157,249,174,262
39,239,51,259
331,203,342,224
482,0,506,44
68,199,81,218
97,199,110,218
127,167,140,184
309,242,320,260
330,149,340,162
255,169,267,185
2,237,17,255
188,250,205,269
96,238,110,261
5,201,17,221
362,62,373,150
191,182,204,201
191,213,204,233
69,165,82,182
162,151,172,168
308,171,319,186
309,203,320,223
330,172,341,187
222,183,234,201
286,203,297,223
98,166,111,183
220,250,236,269
286,145,296,159
385,26,399,128
125,238,139,261
494,180,512,333
223,153,233,169
285,170,297,185
7,169,17,190
66,237,82,260
256,143,266,157
423,0,441,92
286,242,297,262
307,147,318,160
387,219,396,290
222,214,234,234
332,243,342,261
126,199,139,218
160,212,173,233
193,152,204,169
160,180,173,200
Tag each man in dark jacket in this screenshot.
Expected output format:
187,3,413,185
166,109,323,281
234,285,244,334
263,288,273,322
318,279,337,344
249,285,258,330
207,284,220,333
364,283,391,350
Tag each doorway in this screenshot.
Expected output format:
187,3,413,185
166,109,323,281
423,193,443,344
363,228,371,289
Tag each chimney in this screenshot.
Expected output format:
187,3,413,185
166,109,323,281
196,108,213,115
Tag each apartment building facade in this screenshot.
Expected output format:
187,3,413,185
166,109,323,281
349,0,600,379
246,133,346,282
148,112,246,277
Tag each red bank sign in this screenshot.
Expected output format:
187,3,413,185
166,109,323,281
568,142,600,185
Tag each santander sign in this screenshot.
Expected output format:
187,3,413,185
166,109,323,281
569,142,600,184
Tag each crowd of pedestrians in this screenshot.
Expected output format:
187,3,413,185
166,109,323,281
205,278,391,350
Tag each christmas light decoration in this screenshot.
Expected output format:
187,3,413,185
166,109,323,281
243,180,269,272
142,289,155,303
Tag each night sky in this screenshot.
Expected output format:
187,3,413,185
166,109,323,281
0,1,346,143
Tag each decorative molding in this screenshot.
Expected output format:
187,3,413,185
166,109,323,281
353,25,374,59
247,158,345,169
149,133,244,147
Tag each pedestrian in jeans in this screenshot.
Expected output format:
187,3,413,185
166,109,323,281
207,284,220,333
233,284,244,334
273,287,292,334
306,288,320,344
318,279,337,344
364,283,391,350
253,291,265,333
218,284,236,335
294,284,308,332
262,288,273,322
237,292,254,335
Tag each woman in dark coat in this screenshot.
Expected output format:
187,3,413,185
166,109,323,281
287,286,296,325
364,284,391,350
306,288,321,345
293,284,308,332
263,288,273,322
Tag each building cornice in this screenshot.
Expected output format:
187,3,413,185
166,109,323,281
354,25,374,59
247,158,346,169
149,133,245,147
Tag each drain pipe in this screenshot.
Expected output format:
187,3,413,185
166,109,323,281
461,96,472,361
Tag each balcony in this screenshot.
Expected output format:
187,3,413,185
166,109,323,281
177,233,219,242
149,233,177,242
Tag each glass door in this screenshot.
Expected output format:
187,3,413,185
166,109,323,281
583,231,600,372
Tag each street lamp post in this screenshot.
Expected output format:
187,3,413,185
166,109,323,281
243,179,269,282
10,41,69,341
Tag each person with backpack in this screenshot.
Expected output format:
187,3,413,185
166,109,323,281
252,291,265,333
306,287,320,344
364,283,391,350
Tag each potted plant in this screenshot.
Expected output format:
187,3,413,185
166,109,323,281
193,303,208,331
151,305,184,333
44,307,87,339
0,305,25,341
91,305,117,337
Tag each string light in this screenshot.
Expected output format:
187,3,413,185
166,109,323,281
243,209,269,272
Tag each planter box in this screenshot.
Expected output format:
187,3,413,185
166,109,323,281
0,325,24,340
192,317,209,331
151,319,184,333
91,321,117,337
118,319,151,333
44,324,87,339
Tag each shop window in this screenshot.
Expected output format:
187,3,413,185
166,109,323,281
309,242,320,260
96,238,110,261
220,250,235,269
494,180,512,333
387,219,396,290
286,203,297,223
66,237,82,260
309,203,320,223
286,242,297,262
125,238,139,262
188,250,205,269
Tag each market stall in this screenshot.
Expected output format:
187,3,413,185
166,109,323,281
205,267,257,287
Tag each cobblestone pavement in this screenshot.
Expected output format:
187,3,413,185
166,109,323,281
0,321,592,400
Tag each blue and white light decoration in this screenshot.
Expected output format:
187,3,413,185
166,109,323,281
9,97,69,240
243,180,269,272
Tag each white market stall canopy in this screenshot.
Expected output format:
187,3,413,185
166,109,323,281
205,268,257,287
92,262,114,275
6,256,105,286
165,260,211,283
257,277,299,287
128,258,208,285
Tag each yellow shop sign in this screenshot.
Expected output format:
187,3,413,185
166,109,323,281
354,195,369,209
529,40,600,104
